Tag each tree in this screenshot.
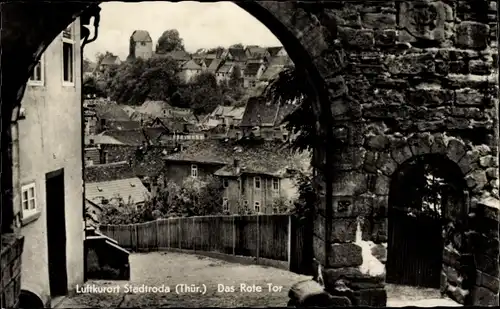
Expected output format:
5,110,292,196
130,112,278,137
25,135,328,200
107,57,181,105
230,43,244,49
95,51,114,67
83,75,102,98
82,58,93,73
187,72,223,115
262,66,325,152
156,29,185,54
228,65,243,89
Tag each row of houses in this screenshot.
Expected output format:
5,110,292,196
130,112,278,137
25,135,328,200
85,29,292,88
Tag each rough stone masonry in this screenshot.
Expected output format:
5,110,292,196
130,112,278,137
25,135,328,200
306,0,499,307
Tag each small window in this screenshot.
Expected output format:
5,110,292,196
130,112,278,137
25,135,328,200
254,201,260,213
254,176,261,190
243,200,249,207
191,164,198,177
272,178,280,191
21,183,38,218
223,198,229,212
141,42,146,46
223,179,229,188
63,41,74,84
28,56,44,86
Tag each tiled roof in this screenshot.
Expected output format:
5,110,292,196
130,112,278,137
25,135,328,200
269,56,293,67
182,59,203,70
267,46,284,57
228,48,247,62
93,104,132,121
100,129,147,146
207,59,223,72
85,177,151,205
240,96,299,127
217,64,233,74
101,55,120,66
245,46,268,58
240,96,279,127
165,139,310,177
85,134,125,146
85,161,137,183
244,62,263,77
122,106,137,117
136,100,170,115
259,66,283,82
131,30,152,42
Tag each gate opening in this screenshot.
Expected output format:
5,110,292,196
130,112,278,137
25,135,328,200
386,154,467,289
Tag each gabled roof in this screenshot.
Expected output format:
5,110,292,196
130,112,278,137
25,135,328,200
228,48,247,61
207,59,223,73
100,55,121,66
165,139,310,177
93,104,132,121
136,100,170,115
269,56,293,67
267,46,285,57
240,96,279,127
245,46,269,58
210,105,245,120
85,177,151,205
217,63,233,74
85,134,125,146
131,30,152,42
244,62,264,77
182,59,203,70
259,65,283,82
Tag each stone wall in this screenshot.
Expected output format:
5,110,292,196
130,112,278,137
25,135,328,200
310,0,498,307
1,234,24,309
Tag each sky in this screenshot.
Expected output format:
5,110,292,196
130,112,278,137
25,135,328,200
83,1,282,62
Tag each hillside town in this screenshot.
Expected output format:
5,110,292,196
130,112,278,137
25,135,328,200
82,29,309,228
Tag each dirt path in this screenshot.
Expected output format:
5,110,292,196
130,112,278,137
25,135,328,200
57,252,310,308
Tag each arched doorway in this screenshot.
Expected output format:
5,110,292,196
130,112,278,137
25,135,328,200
386,154,467,288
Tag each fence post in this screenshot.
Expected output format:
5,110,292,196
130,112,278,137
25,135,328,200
167,218,170,249
256,215,260,261
232,216,236,255
192,217,196,251
178,217,182,249
135,224,139,252
287,215,292,271
156,219,159,250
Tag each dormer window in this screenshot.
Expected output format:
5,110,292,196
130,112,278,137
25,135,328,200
272,178,280,191
97,186,103,192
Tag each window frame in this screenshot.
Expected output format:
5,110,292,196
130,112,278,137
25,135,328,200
21,182,38,219
254,176,261,190
272,178,280,192
191,164,198,178
254,201,261,213
62,24,75,86
28,55,45,86
223,198,229,212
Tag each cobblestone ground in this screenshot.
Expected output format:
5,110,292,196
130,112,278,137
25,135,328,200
57,252,310,308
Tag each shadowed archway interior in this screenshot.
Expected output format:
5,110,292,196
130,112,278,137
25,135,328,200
387,154,468,289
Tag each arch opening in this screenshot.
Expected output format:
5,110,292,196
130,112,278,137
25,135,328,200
386,154,468,289
19,290,44,309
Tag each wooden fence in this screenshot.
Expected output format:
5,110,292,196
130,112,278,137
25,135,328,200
99,214,311,274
